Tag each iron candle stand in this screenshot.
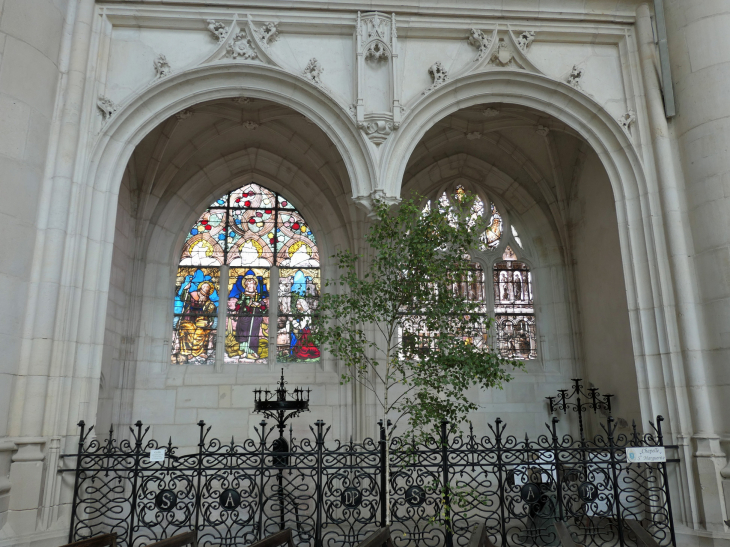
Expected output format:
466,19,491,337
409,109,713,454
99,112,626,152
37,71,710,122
546,378,613,440
253,369,311,532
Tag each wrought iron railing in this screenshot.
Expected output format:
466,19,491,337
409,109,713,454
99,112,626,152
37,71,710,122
65,416,677,547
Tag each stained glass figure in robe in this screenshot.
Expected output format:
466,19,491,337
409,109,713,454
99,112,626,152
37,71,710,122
278,268,320,361
171,267,219,364
226,268,269,362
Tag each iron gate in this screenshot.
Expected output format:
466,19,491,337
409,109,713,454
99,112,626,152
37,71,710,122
66,416,677,547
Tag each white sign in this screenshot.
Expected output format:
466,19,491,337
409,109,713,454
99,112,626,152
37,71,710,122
626,446,665,463
149,449,166,462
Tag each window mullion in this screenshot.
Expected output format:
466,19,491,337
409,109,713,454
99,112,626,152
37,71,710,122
270,265,279,367
216,265,230,370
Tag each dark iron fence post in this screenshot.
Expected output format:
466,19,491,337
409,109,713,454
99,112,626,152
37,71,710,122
314,420,325,547
378,420,387,528
128,421,144,547
257,420,267,541
495,418,506,547
441,420,452,547
607,417,626,547
68,420,86,543
194,421,205,537
655,416,677,547
549,417,565,522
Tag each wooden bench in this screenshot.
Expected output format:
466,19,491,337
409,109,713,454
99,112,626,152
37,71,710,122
467,521,498,547
356,527,394,547
624,519,661,547
62,533,117,547
553,521,583,547
144,531,197,547
248,529,296,547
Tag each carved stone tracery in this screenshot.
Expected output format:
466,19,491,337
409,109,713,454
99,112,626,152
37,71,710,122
97,95,117,124
516,30,536,51
207,19,229,42
257,22,279,46
303,58,324,85
226,30,259,60
468,28,492,62
423,62,448,94
153,54,171,79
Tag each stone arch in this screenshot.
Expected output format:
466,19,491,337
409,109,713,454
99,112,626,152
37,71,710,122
87,63,375,201
384,69,673,428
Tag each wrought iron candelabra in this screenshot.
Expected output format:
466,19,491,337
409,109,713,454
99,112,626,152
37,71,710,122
253,369,311,438
546,378,613,439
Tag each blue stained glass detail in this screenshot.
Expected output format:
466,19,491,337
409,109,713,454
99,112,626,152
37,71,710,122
191,229,198,235
218,234,225,240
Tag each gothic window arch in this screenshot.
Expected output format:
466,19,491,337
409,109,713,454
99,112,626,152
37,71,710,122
429,183,537,360
171,182,321,365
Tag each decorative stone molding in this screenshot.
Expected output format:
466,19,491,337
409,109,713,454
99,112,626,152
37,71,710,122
468,28,492,61
516,30,536,51
490,40,516,67
482,108,500,117
256,22,279,46
207,19,229,42
348,104,357,118
97,95,117,124
153,54,171,79
466,131,483,140
619,110,636,133
358,11,395,63
232,97,254,104
535,125,550,136
423,62,448,94
354,188,402,214
567,65,584,89
242,121,259,130
175,109,193,120
227,30,259,60
303,58,324,85
363,119,395,144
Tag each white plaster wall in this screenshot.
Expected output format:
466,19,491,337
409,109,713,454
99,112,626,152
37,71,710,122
570,147,640,424
0,0,68,437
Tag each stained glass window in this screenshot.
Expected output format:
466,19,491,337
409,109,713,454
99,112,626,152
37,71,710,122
171,182,319,365
493,246,536,360
433,186,503,249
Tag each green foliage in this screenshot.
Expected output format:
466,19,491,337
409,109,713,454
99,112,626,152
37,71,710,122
312,192,521,440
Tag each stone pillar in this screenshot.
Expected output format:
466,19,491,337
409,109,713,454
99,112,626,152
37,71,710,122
651,0,730,532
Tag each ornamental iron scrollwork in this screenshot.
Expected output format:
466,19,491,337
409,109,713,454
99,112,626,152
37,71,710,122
66,413,677,547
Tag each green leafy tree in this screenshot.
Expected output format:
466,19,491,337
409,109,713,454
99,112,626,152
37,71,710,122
312,192,521,523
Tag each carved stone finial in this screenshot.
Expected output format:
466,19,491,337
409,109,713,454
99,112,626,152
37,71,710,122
226,30,259,60
207,19,229,42
365,41,389,62
423,62,448,94
153,54,171,79
466,131,483,140
567,65,584,89
516,30,536,51
242,121,259,130
535,125,550,136
257,22,279,46
175,109,193,120
482,107,500,117
468,29,492,61
97,95,117,124
490,40,514,67
303,58,324,85
619,110,637,133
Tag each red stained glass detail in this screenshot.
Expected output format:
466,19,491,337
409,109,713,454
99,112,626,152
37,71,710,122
292,223,300,230
244,201,251,207
248,218,255,224
281,201,287,206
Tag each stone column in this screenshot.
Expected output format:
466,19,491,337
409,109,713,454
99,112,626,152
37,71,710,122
646,0,730,532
